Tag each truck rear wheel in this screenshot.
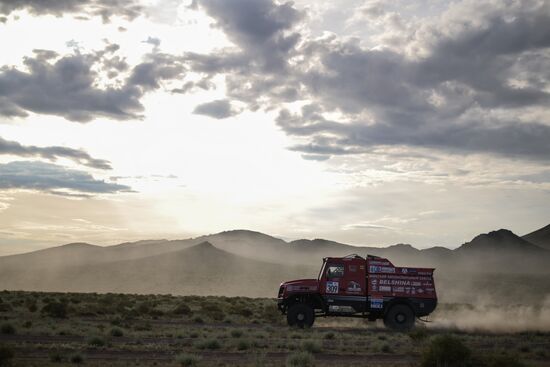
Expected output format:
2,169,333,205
384,304,415,331
287,303,315,328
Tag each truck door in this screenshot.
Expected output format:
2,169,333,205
320,259,367,313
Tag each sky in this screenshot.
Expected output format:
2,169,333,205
0,0,549,255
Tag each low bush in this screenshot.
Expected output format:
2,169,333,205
173,303,193,316
409,328,429,342
286,351,315,367
41,302,68,318
176,353,201,367
49,351,64,363
200,303,225,321
231,329,243,338
0,304,12,313
380,344,392,353
0,344,14,366
324,332,335,340
70,353,84,364
237,339,251,351
301,341,321,354
0,324,15,335
196,338,222,350
110,327,124,337
482,353,526,367
421,335,472,367
88,336,106,347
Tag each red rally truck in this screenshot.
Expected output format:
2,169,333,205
277,254,437,330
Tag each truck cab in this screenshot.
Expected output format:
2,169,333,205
277,254,437,330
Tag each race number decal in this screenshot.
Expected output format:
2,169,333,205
326,281,339,294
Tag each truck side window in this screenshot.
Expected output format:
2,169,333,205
326,264,344,278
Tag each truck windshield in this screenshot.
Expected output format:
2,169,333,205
326,264,344,278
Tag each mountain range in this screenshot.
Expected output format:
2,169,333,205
0,224,549,301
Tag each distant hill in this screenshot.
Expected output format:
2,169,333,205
523,224,550,250
457,229,543,253
0,241,313,297
1,224,549,299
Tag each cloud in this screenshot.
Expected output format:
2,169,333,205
186,0,550,162
0,161,131,195
0,47,186,122
198,0,303,72
0,0,143,22
0,136,112,170
193,99,238,119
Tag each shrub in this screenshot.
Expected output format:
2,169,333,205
324,332,335,340
0,324,15,335
301,341,321,354
70,353,84,364
381,344,392,353
200,303,224,321
421,335,472,367
0,345,14,366
110,328,124,337
23,321,32,328
176,353,201,367
88,336,106,347
237,339,250,351
231,329,243,338
483,353,526,367
193,316,204,324
49,351,64,362
41,302,68,318
27,302,38,313
0,304,12,313
173,303,193,316
409,328,429,342
197,338,221,350
286,351,315,367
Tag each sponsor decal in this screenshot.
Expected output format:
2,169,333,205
370,298,384,309
369,265,395,273
379,285,391,292
326,281,339,294
393,286,404,293
346,281,362,293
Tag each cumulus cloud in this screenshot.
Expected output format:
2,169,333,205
186,0,550,162
0,136,111,169
0,47,186,122
0,161,131,195
0,0,143,22
198,0,303,72
193,99,238,119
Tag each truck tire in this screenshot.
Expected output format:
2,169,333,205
384,304,415,331
287,303,315,328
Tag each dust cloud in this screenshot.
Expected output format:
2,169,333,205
429,296,550,333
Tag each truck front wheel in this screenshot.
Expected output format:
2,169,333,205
287,303,315,328
384,304,415,331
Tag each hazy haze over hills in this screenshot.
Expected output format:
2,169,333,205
1,224,549,302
